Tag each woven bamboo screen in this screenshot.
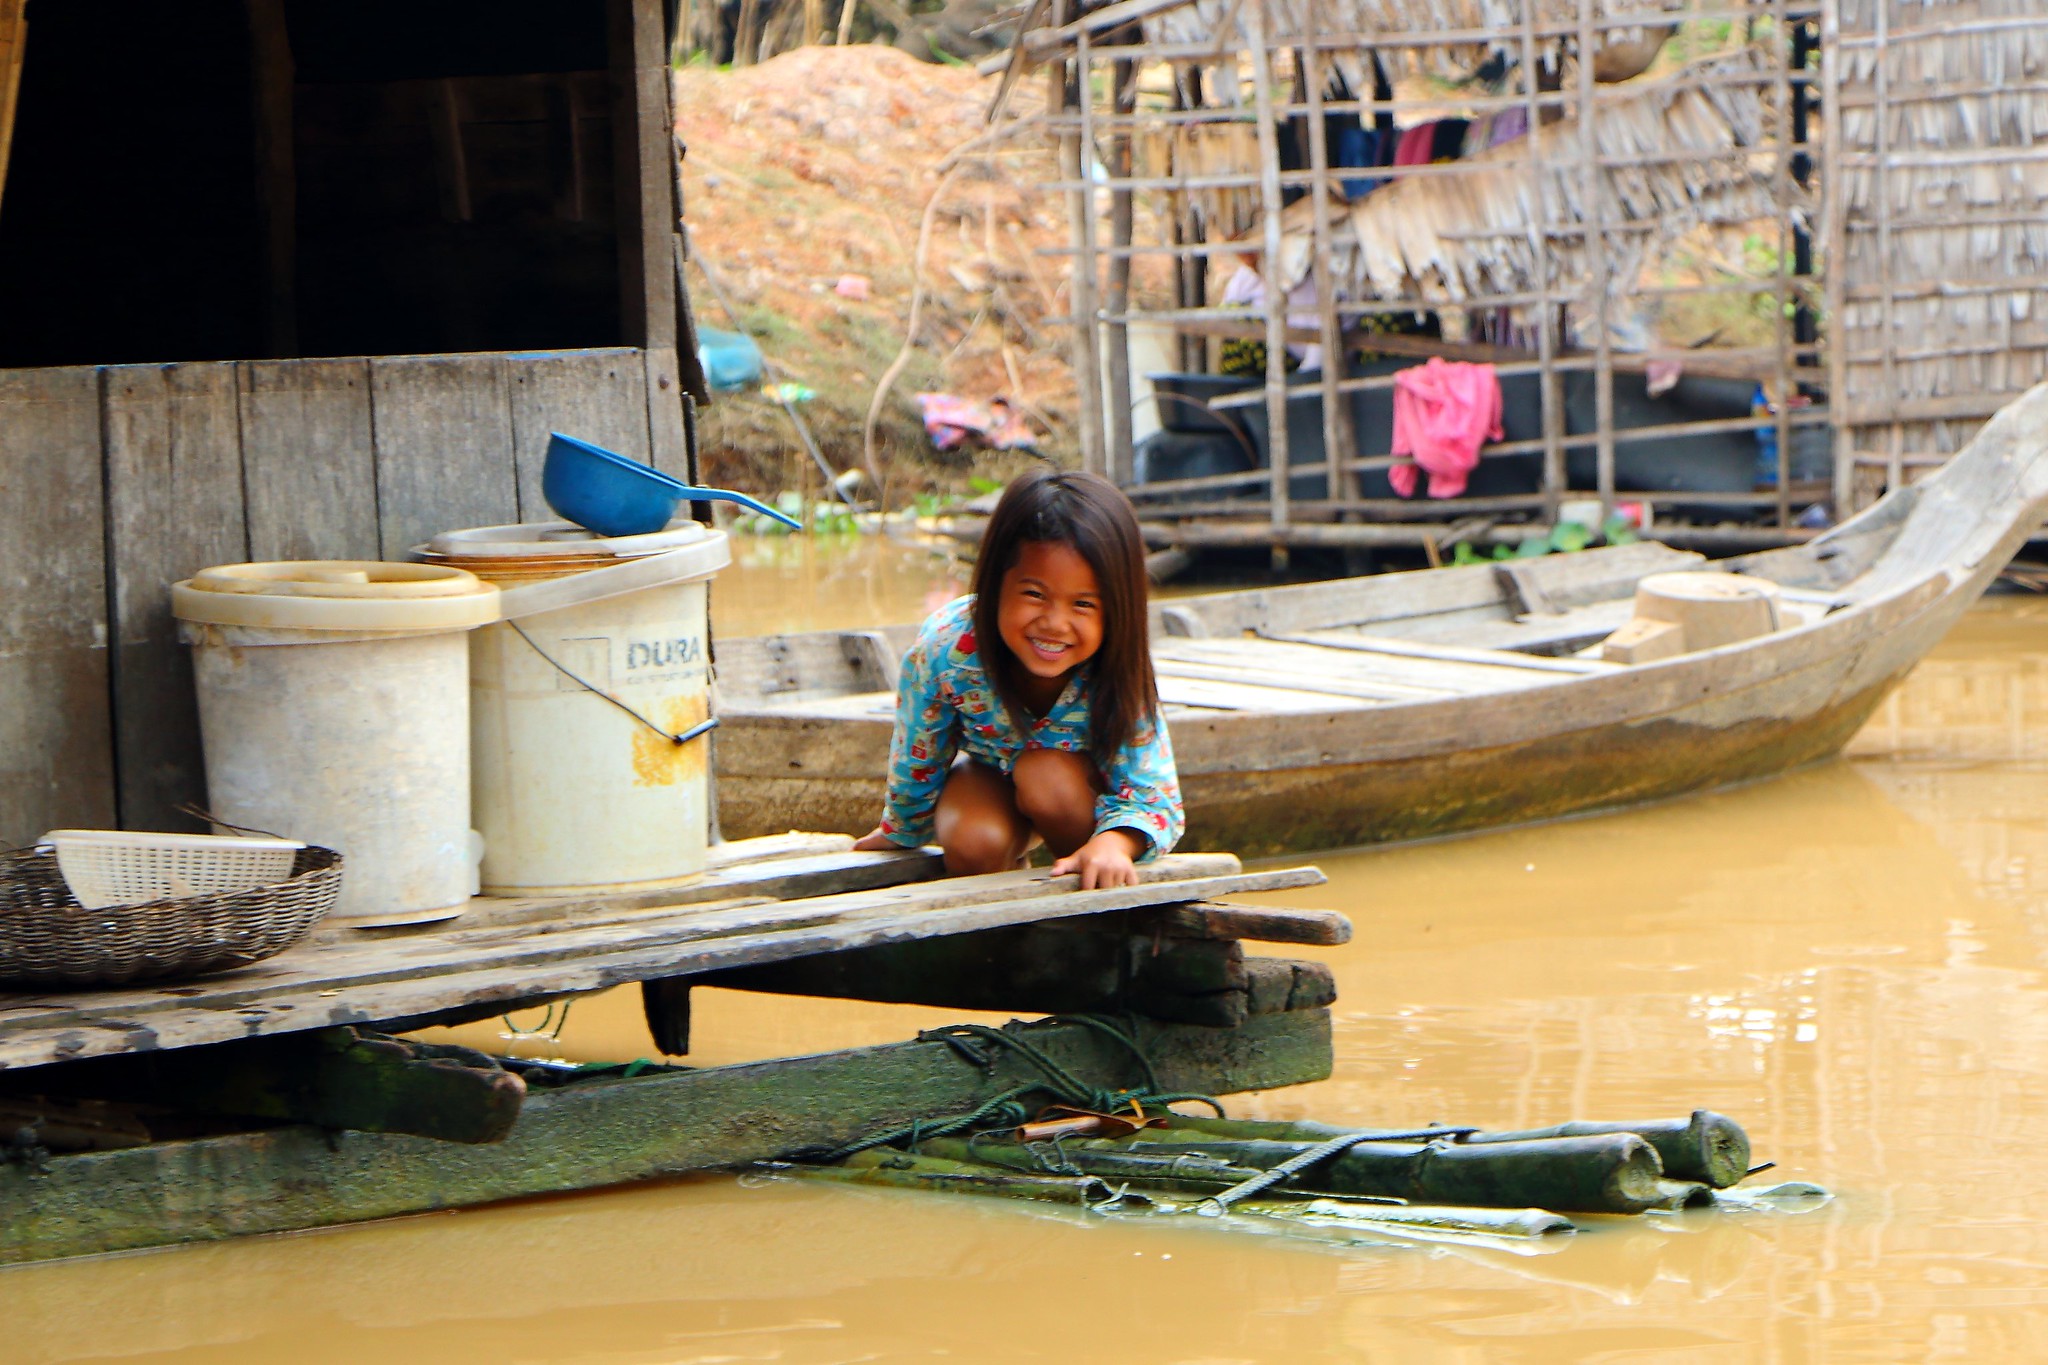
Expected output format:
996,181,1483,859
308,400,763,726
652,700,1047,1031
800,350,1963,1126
1830,0,2048,509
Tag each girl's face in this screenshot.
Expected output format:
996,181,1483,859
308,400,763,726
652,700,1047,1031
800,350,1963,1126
996,540,1104,691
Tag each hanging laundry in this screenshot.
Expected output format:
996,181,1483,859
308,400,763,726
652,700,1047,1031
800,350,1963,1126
1429,119,1472,161
1489,105,1530,148
1389,359,1504,499
1461,113,1496,159
1394,122,1440,166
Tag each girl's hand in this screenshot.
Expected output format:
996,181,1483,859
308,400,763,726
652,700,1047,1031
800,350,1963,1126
1051,830,1146,890
851,828,900,852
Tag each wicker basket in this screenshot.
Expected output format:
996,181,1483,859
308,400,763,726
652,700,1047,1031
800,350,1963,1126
0,845,342,988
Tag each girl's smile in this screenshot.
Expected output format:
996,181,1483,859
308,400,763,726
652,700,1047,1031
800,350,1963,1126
997,540,1104,709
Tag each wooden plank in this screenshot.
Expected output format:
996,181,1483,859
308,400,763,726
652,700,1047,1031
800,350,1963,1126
1157,638,1551,696
238,358,378,561
0,1009,1333,1265
0,855,1325,1071
1144,901,1353,947
608,0,677,349
0,0,25,219
1154,675,1376,713
1270,630,1620,676
245,0,297,356
0,367,115,846
367,354,517,557
101,363,249,832
643,345,692,483
505,348,652,522
1449,599,1637,655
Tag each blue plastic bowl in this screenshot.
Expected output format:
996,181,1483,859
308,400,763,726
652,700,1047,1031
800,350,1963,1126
542,432,807,535
542,433,684,537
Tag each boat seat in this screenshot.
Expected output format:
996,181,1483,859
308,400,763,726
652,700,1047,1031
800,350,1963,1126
1153,636,1581,700
1266,630,1620,675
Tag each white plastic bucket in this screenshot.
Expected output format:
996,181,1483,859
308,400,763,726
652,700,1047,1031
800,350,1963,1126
171,562,500,927
431,521,730,894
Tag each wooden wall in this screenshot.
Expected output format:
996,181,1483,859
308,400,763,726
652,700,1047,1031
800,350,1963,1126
0,345,692,847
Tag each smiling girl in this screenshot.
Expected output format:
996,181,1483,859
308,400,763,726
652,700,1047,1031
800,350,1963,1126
851,470,1182,888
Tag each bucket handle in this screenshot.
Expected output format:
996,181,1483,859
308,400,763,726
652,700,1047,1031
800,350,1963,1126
506,621,720,748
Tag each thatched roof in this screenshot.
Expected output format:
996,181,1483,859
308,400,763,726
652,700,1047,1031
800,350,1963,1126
1140,0,1689,81
1021,0,1698,83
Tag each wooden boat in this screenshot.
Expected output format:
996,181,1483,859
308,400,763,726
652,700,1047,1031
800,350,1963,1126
714,386,2048,856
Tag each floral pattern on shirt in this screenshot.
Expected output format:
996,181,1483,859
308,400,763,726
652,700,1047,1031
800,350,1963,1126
877,596,1184,860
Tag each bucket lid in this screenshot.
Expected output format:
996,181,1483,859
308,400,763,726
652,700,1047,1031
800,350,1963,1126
172,561,501,632
425,519,709,560
495,531,731,621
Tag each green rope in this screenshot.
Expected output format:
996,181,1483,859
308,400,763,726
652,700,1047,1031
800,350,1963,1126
819,1016,1224,1162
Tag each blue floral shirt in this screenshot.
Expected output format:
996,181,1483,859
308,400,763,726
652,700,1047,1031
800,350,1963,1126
877,596,1183,860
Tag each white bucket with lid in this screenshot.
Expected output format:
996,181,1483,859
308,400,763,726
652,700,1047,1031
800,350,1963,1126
171,562,500,926
428,520,730,894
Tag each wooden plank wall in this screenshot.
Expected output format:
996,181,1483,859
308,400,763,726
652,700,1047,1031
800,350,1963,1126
0,345,687,845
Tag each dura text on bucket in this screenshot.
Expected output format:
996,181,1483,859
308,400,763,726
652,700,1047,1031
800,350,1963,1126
626,635,705,674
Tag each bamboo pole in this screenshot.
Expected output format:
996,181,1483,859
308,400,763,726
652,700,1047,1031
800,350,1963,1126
1064,25,1108,475
1772,0,1794,527
1872,0,1901,498
1824,0,1854,518
1104,51,1138,486
1522,0,1565,523
1242,0,1291,559
1578,0,1615,525
1299,7,1356,506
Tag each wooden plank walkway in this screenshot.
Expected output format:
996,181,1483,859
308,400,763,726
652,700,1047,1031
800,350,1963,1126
0,847,1324,1072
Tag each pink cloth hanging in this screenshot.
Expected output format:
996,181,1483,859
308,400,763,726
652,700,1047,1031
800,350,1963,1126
1389,359,1504,499
1393,122,1439,166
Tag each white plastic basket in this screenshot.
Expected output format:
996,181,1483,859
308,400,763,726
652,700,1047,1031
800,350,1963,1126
40,830,306,911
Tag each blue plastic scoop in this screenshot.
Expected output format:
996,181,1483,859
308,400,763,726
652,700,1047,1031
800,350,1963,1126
542,433,804,537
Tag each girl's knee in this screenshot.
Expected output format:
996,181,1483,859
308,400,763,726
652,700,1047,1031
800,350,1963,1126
942,823,1022,876
1012,748,1098,833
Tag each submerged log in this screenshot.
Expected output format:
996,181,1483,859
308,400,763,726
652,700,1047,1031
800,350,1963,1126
1162,1109,1751,1188
1079,1133,1669,1215
1464,1112,1751,1188
1230,1196,1574,1241
780,1149,1110,1205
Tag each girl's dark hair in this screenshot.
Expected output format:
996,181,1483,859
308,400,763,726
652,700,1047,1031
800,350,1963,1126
971,469,1157,760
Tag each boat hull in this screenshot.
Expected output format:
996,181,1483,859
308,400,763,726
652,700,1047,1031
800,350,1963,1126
717,566,1978,857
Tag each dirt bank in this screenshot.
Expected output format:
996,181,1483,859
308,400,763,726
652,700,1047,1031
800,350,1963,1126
673,45,1073,505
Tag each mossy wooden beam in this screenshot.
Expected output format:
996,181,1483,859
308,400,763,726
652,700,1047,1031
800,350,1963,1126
14,1029,526,1145
685,918,1336,1033
0,1009,1333,1266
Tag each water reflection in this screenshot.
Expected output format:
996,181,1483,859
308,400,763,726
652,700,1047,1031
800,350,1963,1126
10,548,2048,1363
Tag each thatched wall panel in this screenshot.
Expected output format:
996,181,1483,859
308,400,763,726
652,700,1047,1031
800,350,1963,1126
1837,0,2048,447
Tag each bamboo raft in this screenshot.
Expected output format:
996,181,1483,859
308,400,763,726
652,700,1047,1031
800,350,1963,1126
716,384,2048,855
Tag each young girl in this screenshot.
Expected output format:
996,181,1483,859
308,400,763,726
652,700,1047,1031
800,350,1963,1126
851,469,1182,889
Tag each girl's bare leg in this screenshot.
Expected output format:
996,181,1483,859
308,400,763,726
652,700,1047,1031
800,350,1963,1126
934,758,1033,875
1011,748,1102,858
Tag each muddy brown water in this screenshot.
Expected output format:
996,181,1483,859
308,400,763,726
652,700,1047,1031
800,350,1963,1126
11,538,2048,1362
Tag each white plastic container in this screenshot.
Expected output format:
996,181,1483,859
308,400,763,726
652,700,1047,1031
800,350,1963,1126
42,829,304,910
171,562,500,926
428,521,730,894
